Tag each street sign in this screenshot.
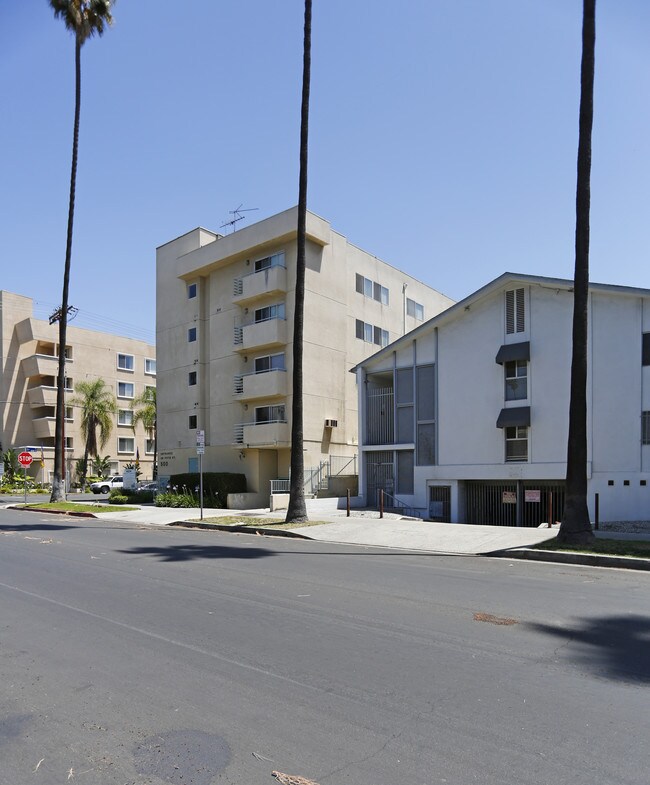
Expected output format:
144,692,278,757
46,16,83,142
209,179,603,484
196,429,205,448
18,451,33,468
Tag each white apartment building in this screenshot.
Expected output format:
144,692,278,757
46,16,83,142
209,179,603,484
0,290,156,483
353,273,650,526
156,206,454,506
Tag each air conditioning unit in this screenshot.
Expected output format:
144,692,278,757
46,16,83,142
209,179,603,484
324,419,338,428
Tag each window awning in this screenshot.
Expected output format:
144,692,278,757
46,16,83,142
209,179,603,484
496,406,531,428
495,341,530,365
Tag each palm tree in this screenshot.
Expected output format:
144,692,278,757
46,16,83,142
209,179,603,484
49,0,115,502
558,0,596,545
93,454,112,478
70,378,117,489
132,386,157,478
285,0,312,524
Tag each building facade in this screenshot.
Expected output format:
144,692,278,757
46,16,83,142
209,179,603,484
353,273,650,526
156,207,454,506
0,290,156,484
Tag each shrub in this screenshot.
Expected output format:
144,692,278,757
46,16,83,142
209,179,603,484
166,472,246,506
108,494,130,505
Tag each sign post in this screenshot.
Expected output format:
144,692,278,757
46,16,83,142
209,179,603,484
18,451,33,505
196,429,205,520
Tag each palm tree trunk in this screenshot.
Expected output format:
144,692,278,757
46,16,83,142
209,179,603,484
285,0,312,523
559,0,596,544
51,33,81,502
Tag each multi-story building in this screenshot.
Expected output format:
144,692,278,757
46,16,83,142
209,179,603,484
353,272,650,526
0,290,156,484
156,206,454,506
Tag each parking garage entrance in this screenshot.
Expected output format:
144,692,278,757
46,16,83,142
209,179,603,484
464,480,565,527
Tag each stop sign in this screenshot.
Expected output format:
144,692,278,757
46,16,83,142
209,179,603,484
18,451,33,468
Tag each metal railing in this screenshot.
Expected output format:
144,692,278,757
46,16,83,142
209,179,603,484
366,388,394,445
233,418,287,445
381,489,424,519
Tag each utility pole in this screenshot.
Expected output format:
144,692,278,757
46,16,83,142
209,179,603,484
49,305,77,494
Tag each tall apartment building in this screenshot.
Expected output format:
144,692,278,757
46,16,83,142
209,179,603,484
156,206,454,506
0,290,156,483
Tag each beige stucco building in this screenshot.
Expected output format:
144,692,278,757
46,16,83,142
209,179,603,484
0,290,156,485
156,207,454,506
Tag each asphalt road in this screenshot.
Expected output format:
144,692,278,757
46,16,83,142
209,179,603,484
1,507,648,785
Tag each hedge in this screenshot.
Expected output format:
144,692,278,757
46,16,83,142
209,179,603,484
167,472,246,508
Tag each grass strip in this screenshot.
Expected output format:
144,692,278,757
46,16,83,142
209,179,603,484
534,536,650,559
23,502,138,514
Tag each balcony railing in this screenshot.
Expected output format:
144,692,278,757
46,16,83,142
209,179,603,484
232,265,287,305
233,317,287,351
233,418,289,446
233,368,287,401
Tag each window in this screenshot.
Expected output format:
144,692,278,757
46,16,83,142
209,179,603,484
189,415,197,429
373,325,389,347
63,345,73,360
145,439,155,454
406,298,424,321
396,451,414,494
188,371,197,386
65,406,73,421
254,353,285,374
505,426,528,462
65,437,73,449
188,327,197,342
118,382,134,399
506,288,525,334
356,319,386,345
145,358,156,375
58,377,73,391
643,334,650,366
117,353,134,371
255,404,286,423
255,302,285,323
396,367,414,443
505,360,528,401
643,411,650,444
254,251,285,272
356,273,389,305
118,437,135,453
188,282,197,299
118,409,134,426
416,364,436,465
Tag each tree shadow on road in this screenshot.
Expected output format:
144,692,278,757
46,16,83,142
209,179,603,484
117,543,274,562
527,614,650,684
0,522,79,532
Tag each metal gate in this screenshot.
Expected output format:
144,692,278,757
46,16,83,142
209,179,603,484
464,481,565,527
429,486,451,522
366,451,394,507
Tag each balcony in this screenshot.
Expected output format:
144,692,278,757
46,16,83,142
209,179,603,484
27,385,58,408
234,317,287,352
233,265,287,306
15,317,57,344
21,353,62,378
233,420,290,448
233,369,287,401
32,417,56,439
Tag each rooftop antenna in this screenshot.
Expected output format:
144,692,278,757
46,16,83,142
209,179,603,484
220,204,259,233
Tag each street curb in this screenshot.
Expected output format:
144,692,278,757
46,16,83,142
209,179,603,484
7,504,98,518
168,520,312,539
491,547,650,571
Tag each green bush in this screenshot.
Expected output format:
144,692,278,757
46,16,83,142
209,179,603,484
167,473,246,503
108,494,130,505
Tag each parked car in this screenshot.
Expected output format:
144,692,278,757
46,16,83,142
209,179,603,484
136,482,159,494
90,476,123,494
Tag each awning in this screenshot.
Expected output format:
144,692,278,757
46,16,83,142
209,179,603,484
495,341,530,364
496,406,531,428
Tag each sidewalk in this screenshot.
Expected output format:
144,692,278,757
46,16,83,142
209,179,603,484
12,497,649,568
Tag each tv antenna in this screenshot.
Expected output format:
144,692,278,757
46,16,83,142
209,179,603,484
220,204,259,233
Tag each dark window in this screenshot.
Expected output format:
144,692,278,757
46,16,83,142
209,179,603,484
396,451,414,494
188,283,197,299
188,327,197,342
355,319,364,340
188,415,197,429
505,360,528,401
643,411,650,445
188,371,197,386
643,333,650,366
505,426,528,462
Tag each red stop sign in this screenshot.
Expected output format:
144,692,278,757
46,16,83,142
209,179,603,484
18,451,33,468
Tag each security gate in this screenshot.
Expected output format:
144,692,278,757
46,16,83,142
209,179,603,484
464,481,565,527
429,486,451,522
366,451,394,507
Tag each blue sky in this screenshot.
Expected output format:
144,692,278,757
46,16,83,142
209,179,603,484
2,1,649,343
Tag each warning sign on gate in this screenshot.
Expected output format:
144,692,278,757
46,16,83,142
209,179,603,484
525,490,541,503
502,491,516,504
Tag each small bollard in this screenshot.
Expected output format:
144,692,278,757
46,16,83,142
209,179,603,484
346,488,350,517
